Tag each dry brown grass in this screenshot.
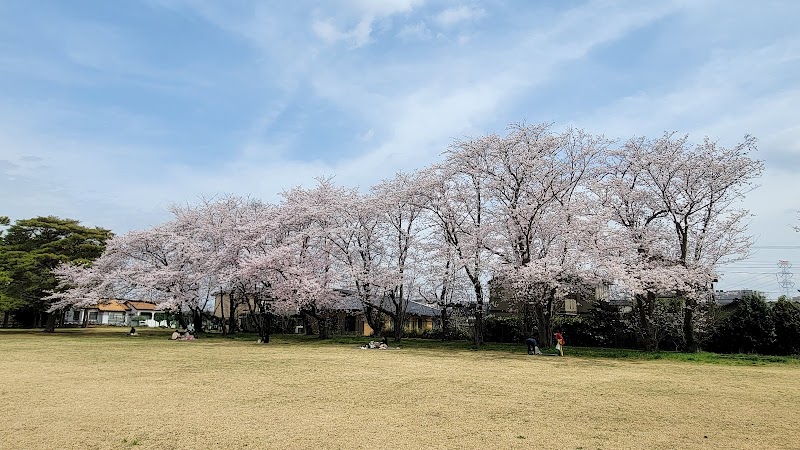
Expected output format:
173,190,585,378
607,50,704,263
1,328,799,449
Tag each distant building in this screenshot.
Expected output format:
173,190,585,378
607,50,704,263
63,299,161,327
713,290,765,305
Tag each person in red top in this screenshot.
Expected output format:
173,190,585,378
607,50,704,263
554,332,565,356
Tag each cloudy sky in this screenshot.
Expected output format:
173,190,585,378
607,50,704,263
1,0,798,296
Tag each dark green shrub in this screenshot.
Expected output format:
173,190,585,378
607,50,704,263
587,300,637,348
484,316,525,343
773,299,800,355
709,295,774,354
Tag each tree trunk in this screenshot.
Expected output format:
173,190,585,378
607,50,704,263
228,293,237,335
192,310,204,334
474,306,484,346
392,314,403,342
636,294,657,351
523,302,536,338
683,298,697,352
258,312,272,343
440,308,449,341
364,305,383,338
34,312,41,329
81,310,88,328
301,308,329,339
318,315,330,339
535,303,551,347
44,312,56,333
2,311,9,328
258,323,270,343
473,282,484,346
301,311,314,335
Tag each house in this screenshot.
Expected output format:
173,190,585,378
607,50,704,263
63,299,163,327
352,297,440,336
63,299,130,326
127,301,160,326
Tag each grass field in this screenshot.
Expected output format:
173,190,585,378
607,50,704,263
1,328,799,449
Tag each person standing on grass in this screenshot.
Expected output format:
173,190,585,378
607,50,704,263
554,332,565,356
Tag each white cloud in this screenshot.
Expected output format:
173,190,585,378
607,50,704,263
396,21,432,41
308,0,427,47
357,129,374,142
347,0,425,18
312,17,373,47
434,5,485,28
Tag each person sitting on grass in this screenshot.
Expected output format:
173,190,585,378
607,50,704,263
170,330,181,340
361,339,388,349
128,327,138,336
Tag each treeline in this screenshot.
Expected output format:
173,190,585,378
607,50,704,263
24,123,766,351
485,295,800,356
0,216,112,330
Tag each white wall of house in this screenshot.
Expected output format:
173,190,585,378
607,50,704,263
63,305,165,327
98,311,128,326
129,308,159,326
63,308,100,325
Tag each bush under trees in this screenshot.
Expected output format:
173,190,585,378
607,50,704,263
708,295,778,355
772,298,800,355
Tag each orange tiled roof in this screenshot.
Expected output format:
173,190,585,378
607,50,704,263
126,301,157,311
96,300,130,312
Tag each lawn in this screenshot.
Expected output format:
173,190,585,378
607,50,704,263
1,328,799,449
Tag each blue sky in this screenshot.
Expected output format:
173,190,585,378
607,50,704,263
1,0,799,296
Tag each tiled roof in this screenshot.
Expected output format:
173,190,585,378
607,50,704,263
126,301,157,311
405,300,440,317
96,300,130,312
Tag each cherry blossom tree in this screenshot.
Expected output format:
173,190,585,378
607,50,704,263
415,246,468,340
459,123,610,346
416,158,495,344
249,181,349,339
368,173,428,341
317,173,428,342
634,133,763,351
592,146,683,350
319,184,390,336
168,195,265,336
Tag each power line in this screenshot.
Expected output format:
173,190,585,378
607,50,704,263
722,271,775,274
752,246,800,249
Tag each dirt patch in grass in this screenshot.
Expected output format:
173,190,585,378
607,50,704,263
1,328,798,449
